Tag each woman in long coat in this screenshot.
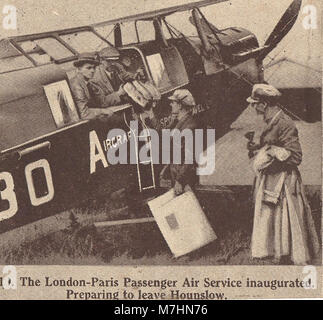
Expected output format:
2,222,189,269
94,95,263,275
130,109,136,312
247,84,320,265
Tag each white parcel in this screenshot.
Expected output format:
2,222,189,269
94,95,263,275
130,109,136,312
148,188,217,258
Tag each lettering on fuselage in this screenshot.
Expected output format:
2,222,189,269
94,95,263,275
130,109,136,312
160,104,210,128
0,127,136,224
192,104,210,115
103,130,132,151
89,128,135,174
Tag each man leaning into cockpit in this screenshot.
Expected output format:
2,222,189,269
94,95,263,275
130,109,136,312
92,47,129,107
93,47,143,95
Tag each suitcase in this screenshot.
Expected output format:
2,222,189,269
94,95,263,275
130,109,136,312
148,188,217,257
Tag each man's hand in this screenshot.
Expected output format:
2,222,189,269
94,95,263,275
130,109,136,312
159,165,169,181
135,67,145,80
174,180,184,196
95,109,114,121
247,141,260,151
102,108,114,117
247,142,260,158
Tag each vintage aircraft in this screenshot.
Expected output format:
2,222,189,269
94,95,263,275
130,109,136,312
0,0,303,233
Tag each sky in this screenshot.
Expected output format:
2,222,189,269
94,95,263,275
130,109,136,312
0,0,321,87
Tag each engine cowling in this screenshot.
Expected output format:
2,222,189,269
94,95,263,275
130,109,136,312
217,27,260,65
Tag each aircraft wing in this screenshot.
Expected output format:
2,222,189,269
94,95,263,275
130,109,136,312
92,0,228,27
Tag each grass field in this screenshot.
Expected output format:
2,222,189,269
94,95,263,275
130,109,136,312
0,186,321,266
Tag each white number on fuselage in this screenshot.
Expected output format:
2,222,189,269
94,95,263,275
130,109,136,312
0,159,55,221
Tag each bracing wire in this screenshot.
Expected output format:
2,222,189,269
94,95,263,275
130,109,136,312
95,24,117,50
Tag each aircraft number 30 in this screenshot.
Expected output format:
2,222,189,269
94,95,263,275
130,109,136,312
0,159,54,222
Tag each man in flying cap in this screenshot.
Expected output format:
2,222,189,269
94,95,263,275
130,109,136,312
146,88,200,195
70,52,117,119
246,83,282,154
91,47,132,107
119,54,145,81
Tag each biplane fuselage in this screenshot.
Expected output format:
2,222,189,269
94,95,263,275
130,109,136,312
0,0,302,233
